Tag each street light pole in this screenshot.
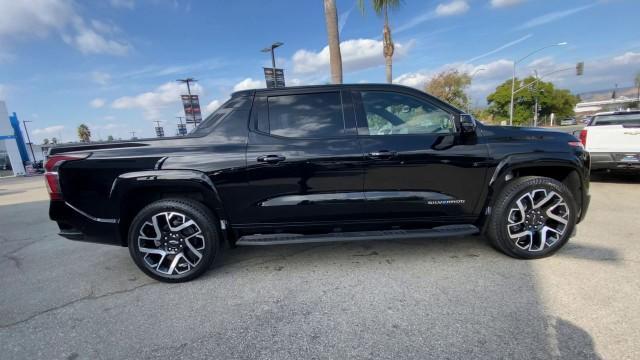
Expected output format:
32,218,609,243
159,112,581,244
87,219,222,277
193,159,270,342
22,120,36,163
509,42,567,126
468,67,486,113
261,42,284,88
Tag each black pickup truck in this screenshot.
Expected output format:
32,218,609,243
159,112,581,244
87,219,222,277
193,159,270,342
46,84,590,282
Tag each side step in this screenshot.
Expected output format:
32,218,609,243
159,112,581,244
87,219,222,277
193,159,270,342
236,224,479,246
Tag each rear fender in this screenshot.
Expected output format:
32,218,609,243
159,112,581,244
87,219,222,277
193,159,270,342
109,170,230,245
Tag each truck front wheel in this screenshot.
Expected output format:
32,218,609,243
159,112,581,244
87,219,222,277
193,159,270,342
486,176,577,259
128,198,220,282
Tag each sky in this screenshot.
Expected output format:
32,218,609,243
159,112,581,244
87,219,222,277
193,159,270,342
1,0,639,142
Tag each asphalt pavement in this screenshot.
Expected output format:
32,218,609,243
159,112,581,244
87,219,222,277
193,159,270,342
0,173,639,359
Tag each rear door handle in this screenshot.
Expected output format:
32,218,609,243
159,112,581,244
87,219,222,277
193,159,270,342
368,150,397,159
257,154,286,164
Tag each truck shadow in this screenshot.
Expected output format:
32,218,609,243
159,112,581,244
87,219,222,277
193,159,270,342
0,198,605,359
210,235,604,359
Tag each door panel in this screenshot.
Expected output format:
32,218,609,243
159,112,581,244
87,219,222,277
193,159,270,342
354,90,489,222
241,90,366,226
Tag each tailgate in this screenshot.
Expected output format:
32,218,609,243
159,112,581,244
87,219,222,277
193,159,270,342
585,125,640,152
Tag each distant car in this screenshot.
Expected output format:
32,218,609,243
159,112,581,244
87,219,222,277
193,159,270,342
581,116,593,124
579,110,640,171
560,118,577,126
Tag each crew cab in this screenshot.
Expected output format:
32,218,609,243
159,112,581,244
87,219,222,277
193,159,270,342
46,84,590,282
579,110,640,171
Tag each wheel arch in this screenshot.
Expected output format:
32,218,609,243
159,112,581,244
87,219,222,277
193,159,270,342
109,170,230,246
478,157,586,231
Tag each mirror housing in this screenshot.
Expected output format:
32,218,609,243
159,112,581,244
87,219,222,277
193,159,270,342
459,114,477,134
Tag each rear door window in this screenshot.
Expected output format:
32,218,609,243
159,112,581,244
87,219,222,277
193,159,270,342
265,92,345,138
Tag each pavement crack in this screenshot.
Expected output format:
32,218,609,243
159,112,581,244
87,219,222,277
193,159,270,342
0,282,155,329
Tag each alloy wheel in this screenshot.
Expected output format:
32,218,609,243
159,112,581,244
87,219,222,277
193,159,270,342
137,211,206,276
506,189,570,252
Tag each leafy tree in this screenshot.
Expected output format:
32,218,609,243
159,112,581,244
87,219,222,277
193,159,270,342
324,0,342,84
51,137,58,145
42,138,50,145
77,124,91,143
107,135,114,142
358,0,401,83
487,77,579,125
424,69,471,109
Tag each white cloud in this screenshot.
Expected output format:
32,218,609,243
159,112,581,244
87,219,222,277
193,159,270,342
205,99,222,114
465,34,532,63
62,19,130,56
395,10,437,34
0,0,74,38
292,38,412,75
516,4,596,30
233,78,264,92
0,0,131,56
91,71,111,85
110,0,135,9
30,125,64,143
111,81,203,120
490,0,525,8
90,98,106,108
435,1,470,17
395,50,640,108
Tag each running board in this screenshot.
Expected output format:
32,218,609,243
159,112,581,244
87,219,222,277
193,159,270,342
236,224,479,246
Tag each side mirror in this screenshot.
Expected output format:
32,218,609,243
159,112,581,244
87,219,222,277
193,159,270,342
459,114,477,134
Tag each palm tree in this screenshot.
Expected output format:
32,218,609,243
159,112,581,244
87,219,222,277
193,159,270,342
324,0,343,84
51,137,58,145
77,124,91,143
42,138,50,145
358,0,401,83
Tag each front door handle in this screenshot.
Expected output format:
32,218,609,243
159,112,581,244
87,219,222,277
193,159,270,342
257,154,286,164
368,150,397,159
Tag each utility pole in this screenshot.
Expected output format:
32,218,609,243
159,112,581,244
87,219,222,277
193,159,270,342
130,131,136,139
22,120,36,163
177,78,198,127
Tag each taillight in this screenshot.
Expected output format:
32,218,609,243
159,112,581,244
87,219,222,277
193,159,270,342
44,154,88,200
579,129,588,147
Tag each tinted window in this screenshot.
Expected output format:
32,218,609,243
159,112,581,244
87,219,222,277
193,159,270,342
592,114,640,126
267,92,345,138
360,91,454,135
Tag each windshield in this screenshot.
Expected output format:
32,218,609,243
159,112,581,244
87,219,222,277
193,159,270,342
592,114,640,126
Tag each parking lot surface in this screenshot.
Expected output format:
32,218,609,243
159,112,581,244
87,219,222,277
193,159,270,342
1,173,639,359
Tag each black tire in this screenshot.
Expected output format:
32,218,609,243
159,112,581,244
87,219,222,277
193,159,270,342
128,198,219,282
486,176,577,259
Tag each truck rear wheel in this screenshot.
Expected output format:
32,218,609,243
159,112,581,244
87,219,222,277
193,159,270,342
128,198,219,282
486,176,577,259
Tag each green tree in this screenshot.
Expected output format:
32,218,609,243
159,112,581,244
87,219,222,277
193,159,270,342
42,138,50,145
424,69,471,109
358,0,401,83
487,77,579,125
324,0,343,84
77,124,91,143
107,135,114,142
51,137,58,145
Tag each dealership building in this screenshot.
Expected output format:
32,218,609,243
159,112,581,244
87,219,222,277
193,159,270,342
1,100,33,176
